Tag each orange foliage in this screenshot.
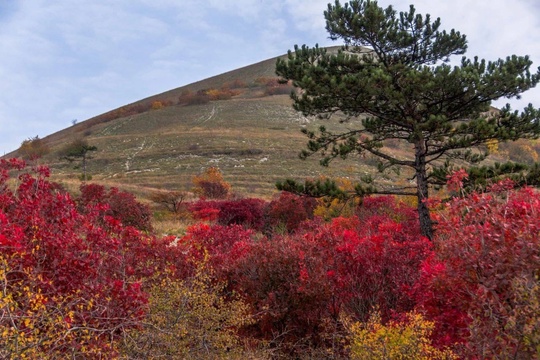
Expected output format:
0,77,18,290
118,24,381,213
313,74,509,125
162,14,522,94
192,167,231,199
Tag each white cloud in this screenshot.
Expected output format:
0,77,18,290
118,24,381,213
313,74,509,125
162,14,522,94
1,0,540,154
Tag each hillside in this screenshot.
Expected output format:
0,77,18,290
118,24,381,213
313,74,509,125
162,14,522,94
6,48,380,198
5,48,538,199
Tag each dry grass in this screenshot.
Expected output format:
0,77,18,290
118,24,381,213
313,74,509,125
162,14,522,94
5,47,528,204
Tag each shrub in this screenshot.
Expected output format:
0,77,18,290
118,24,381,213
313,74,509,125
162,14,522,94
190,198,267,230
150,190,188,214
192,167,231,199
223,207,430,357
417,181,540,357
313,177,360,220
18,135,50,160
178,90,210,105
78,183,153,232
151,100,164,109
0,159,173,357
348,311,457,360
122,259,255,359
265,192,317,233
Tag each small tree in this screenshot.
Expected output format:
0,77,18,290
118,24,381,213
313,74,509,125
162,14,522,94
192,167,231,199
18,135,50,160
150,190,188,214
276,0,540,239
61,138,97,181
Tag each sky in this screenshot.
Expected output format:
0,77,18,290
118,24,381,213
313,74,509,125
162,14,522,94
1,0,540,154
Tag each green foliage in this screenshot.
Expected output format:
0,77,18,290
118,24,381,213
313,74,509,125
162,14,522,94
276,0,540,238
60,138,97,181
61,138,97,159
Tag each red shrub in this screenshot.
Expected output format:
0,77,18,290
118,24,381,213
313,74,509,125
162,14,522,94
220,200,430,356
416,183,540,357
78,183,153,232
178,223,254,277
190,198,267,230
265,192,317,233
0,160,184,356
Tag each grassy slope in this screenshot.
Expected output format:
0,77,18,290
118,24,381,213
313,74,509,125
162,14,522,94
46,95,374,199
5,47,529,201
4,48,372,199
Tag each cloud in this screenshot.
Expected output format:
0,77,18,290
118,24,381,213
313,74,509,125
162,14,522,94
1,0,539,154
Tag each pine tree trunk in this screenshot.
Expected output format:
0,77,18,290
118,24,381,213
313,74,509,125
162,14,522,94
415,140,434,240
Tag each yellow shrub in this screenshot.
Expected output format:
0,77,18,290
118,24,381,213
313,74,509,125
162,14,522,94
349,311,457,360
313,177,359,220
485,139,499,154
192,167,231,199
122,258,256,359
151,100,164,110
314,197,358,220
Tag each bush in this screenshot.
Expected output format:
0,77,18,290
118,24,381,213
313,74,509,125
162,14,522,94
416,181,540,357
192,167,231,199
220,208,430,357
190,198,267,230
150,190,188,214
0,159,179,358
18,135,50,160
122,259,255,359
78,183,153,232
265,192,317,233
349,311,457,360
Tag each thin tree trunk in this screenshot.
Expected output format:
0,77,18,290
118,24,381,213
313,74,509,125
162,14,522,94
415,140,433,240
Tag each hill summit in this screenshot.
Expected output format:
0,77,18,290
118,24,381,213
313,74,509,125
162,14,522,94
8,47,534,199
9,48,371,197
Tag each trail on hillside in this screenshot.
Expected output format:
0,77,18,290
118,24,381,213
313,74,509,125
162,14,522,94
198,105,217,124
125,139,153,171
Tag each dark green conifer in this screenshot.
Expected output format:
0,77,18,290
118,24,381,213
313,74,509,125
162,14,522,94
276,0,540,239
61,139,97,182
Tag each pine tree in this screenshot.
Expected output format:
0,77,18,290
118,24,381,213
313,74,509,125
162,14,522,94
276,0,540,239
61,138,97,181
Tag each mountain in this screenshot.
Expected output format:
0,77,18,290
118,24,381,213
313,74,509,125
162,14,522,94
7,48,534,200
7,48,373,198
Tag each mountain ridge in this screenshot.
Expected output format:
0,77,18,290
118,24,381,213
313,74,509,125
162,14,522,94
4,46,529,200
6,47,373,198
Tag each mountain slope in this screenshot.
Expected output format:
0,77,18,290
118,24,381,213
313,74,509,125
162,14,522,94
8,48,373,198
7,48,528,199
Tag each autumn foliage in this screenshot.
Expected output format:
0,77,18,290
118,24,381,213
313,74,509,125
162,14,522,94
416,181,540,358
78,183,153,232
192,166,231,199
0,159,182,357
2,160,539,358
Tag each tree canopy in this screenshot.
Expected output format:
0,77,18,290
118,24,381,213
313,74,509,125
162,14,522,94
275,0,540,239
61,138,97,181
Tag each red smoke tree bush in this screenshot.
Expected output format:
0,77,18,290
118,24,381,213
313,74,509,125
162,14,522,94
189,198,267,231
78,183,153,232
178,223,255,278
219,198,431,356
265,191,317,233
0,159,182,358
416,179,540,357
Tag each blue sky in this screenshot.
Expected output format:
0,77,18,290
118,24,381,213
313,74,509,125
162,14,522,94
1,0,540,154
